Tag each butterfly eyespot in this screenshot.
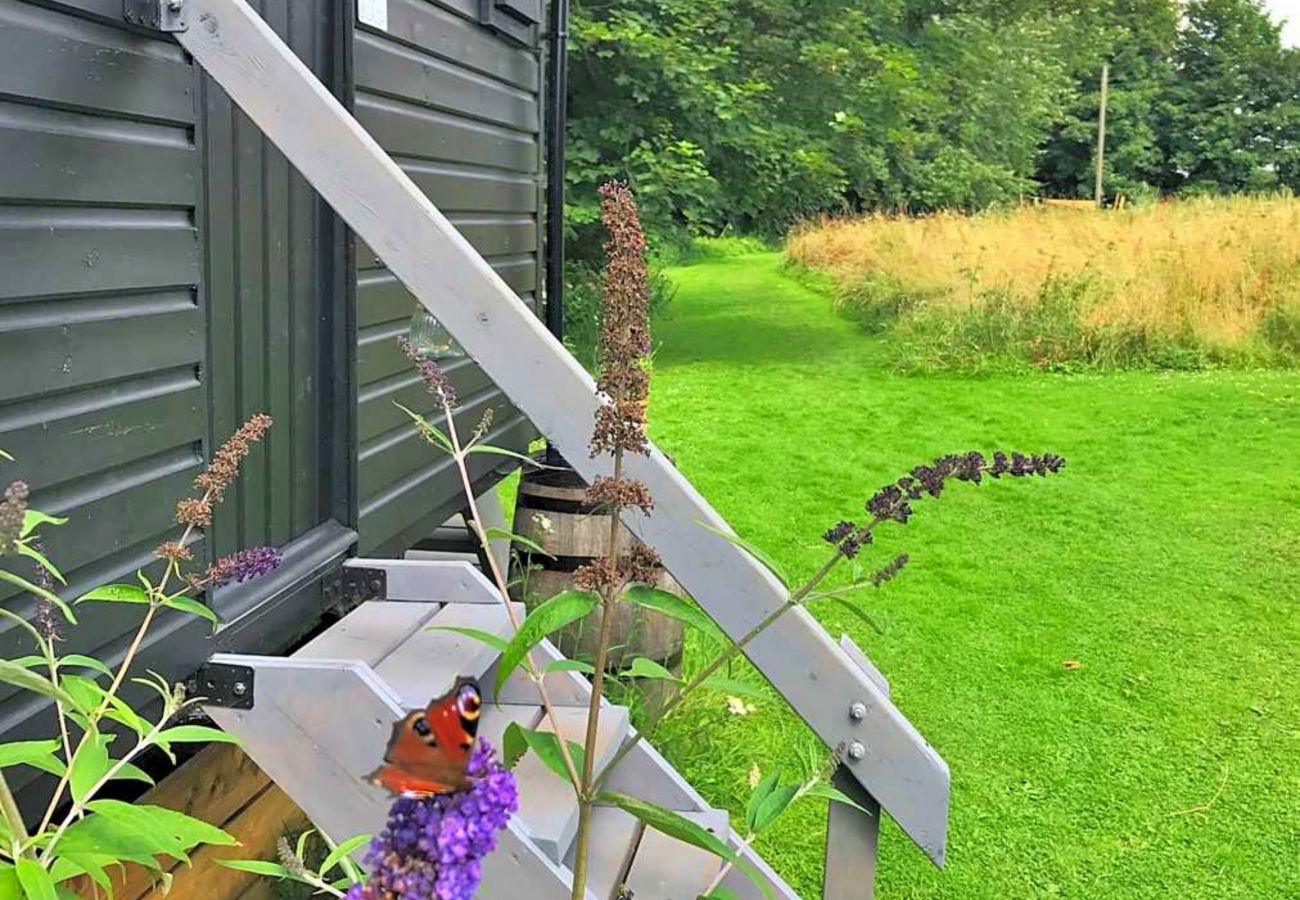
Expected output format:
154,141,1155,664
458,684,482,720
412,716,432,738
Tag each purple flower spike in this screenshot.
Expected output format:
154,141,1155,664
346,741,518,900
206,546,283,587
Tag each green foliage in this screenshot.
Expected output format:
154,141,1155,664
493,589,600,695
568,0,1300,244
650,251,1300,897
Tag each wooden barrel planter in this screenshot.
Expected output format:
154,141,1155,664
510,457,685,704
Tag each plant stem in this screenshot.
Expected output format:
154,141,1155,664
0,770,29,858
442,401,583,792
595,548,846,792
570,452,625,900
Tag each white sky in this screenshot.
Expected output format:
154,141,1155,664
1265,0,1300,46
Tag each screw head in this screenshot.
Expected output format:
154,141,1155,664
848,740,866,760
232,682,248,697
849,701,867,721
168,0,184,10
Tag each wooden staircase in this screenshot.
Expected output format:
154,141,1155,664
134,0,956,894
206,558,794,900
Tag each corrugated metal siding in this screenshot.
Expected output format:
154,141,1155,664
352,0,541,554
0,0,353,807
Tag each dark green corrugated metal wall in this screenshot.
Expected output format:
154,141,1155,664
0,0,543,809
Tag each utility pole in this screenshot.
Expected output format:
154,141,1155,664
1094,60,1109,208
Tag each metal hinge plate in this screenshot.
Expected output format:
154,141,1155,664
322,565,387,616
185,661,254,709
123,0,188,32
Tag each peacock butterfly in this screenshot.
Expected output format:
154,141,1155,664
367,676,483,797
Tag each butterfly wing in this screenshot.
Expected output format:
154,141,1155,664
368,676,483,797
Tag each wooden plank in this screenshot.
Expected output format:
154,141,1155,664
0,101,195,206
0,2,194,125
562,806,641,900
518,705,629,861
294,601,440,666
476,702,542,752
624,809,728,900
173,0,949,864
356,93,538,172
354,31,538,133
379,0,539,90
67,743,272,900
148,784,308,900
376,601,521,707
205,655,584,899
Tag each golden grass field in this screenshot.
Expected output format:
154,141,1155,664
786,196,1300,369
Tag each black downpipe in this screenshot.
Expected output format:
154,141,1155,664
543,0,569,339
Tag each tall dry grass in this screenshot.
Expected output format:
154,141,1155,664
787,196,1300,370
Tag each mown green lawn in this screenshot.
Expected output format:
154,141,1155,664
644,251,1300,899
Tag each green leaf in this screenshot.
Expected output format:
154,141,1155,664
58,655,114,679
86,799,237,860
17,543,65,585
745,769,782,834
16,858,58,900
59,675,105,714
695,520,788,586
155,725,240,746
20,509,67,539
56,817,167,871
76,583,150,605
427,626,509,654
543,658,595,675
751,782,799,833
623,657,680,681
515,726,584,786
501,722,529,770
0,740,65,777
494,589,600,696
0,448,11,461
0,660,77,707
699,676,768,701
394,402,453,453
160,594,219,628
829,597,886,636
0,569,76,624
217,860,291,878
597,792,737,862
485,526,554,559
319,833,370,877
464,444,548,468
702,889,741,900
623,585,719,636
111,761,155,786
0,865,15,899
806,781,873,817
319,829,364,884
69,730,112,803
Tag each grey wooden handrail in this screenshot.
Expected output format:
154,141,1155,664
158,0,950,874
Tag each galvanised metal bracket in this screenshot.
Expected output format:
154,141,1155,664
184,661,254,709
322,565,387,616
123,0,188,32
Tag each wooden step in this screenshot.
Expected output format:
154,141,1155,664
625,809,730,900
562,806,641,900
517,704,631,862
295,600,521,708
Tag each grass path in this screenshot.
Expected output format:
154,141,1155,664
645,252,1300,899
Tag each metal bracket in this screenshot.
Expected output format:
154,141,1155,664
186,661,254,709
322,565,386,615
123,0,188,32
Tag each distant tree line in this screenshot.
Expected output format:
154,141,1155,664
564,0,1300,241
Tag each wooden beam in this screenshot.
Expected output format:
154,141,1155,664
172,0,947,864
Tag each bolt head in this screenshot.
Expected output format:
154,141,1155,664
848,740,866,760
849,701,867,721
168,0,184,10
232,682,248,696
